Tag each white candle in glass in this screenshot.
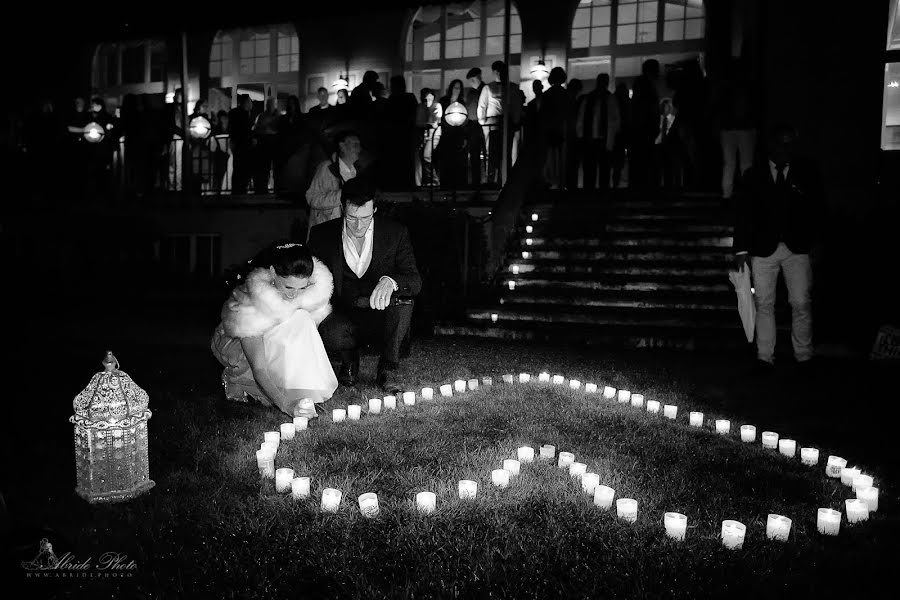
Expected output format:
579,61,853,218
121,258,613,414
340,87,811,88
826,455,847,478
492,469,511,488
403,392,416,406
293,416,309,431
761,431,779,449
517,446,535,463
616,498,638,523
521,251,531,260
358,493,379,518
540,444,556,459
291,476,310,499
491,313,498,323
261,441,278,455
778,439,796,457
421,387,434,400
512,264,520,274
531,212,539,221
817,508,841,535
321,488,342,512
369,398,382,414
721,520,746,549
840,466,861,486
525,238,533,246
800,447,819,466
857,487,879,512
664,512,687,541
508,281,516,290
454,379,466,392
256,450,275,478
440,384,453,397
467,379,479,391
332,408,346,422
569,379,582,390
663,405,677,419
503,459,521,476
852,474,873,492
845,499,869,524
275,468,294,493
631,394,644,408
458,480,478,499
582,473,600,494
569,462,587,478
552,375,565,385
646,400,661,413
416,491,436,513
603,386,617,399
558,452,575,469
585,383,598,393
482,377,493,386
740,425,756,442
617,390,631,403
594,485,615,509
279,423,295,440
538,372,550,382
766,514,792,541
264,431,280,444
502,374,514,384
690,412,704,427
716,420,731,435
347,405,361,420
518,373,531,383
383,396,397,409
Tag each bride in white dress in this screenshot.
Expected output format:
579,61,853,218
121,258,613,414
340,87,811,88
211,242,338,418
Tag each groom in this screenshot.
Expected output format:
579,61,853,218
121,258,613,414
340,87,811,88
308,177,422,392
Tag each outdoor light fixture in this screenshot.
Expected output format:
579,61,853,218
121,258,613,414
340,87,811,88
530,59,550,80
189,115,212,140
333,75,349,90
444,101,468,127
83,122,105,143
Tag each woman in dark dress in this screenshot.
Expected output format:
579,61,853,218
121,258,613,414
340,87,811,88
436,79,468,189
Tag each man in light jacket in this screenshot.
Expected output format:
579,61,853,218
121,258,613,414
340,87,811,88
305,131,361,236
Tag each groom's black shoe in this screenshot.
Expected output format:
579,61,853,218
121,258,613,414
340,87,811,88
376,359,402,394
338,351,360,387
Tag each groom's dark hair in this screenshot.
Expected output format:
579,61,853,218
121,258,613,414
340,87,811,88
341,175,378,210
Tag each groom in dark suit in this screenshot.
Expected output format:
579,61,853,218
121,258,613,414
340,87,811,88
308,177,422,392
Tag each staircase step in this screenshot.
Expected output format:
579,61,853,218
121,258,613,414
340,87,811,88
498,278,731,293
514,249,731,262
466,306,737,328
519,236,734,248
506,261,729,277
606,223,733,234
498,293,732,311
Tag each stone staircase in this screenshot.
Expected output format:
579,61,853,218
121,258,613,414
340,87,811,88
435,192,765,350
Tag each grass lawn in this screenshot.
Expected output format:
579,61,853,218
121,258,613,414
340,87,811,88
2,338,897,599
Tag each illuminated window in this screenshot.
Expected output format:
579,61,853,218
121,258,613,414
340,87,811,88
570,1,705,50
572,0,612,49
277,27,300,73
663,0,706,41
618,0,658,45
240,29,271,75
209,34,233,78
406,1,521,65
889,0,900,50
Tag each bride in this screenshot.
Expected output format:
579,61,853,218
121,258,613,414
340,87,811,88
211,242,338,418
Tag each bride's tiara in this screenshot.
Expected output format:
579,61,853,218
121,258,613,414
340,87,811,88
276,243,302,250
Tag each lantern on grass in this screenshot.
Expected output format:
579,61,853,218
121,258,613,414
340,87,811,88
444,102,468,127
189,115,212,140
70,351,154,503
83,122,105,143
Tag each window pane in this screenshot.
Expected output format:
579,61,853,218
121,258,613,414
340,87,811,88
446,23,463,40
425,31,441,44
240,41,253,57
686,6,703,19
882,63,900,149
487,16,504,36
665,3,685,19
222,59,231,77
485,36,503,55
572,28,590,49
511,34,521,54
255,38,270,56
617,24,636,44
639,1,658,22
406,43,412,62
277,56,290,72
240,59,253,74
685,18,704,39
210,44,221,60
463,38,480,56
890,1,900,49
638,22,657,43
122,45,144,84
664,20,685,41
591,26,610,46
574,7,590,28
255,57,269,73
464,20,480,38
290,55,299,72
278,36,290,54
223,41,233,61
210,62,221,78
592,6,611,25
424,41,440,60
618,4,637,24
446,40,462,58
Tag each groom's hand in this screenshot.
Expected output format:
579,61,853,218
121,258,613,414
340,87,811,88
369,278,395,311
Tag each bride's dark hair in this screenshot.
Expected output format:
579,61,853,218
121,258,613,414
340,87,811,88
266,242,314,278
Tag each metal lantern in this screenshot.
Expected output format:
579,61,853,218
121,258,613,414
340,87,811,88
332,76,349,91
83,122,105,143
530,60,550,80
189,115,212,140
444,102,468,127
71,351,154,503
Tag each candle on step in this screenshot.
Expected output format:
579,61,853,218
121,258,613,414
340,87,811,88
321,488,342,512
503,459,521,476
293,416,309,431
347,405,361,420
663,405,677,419
421,387,434,400
631,394,644,408
800,447,819,466
519,373,531,383
616,498,638,522
416,491,436,513
508,281,516,290
845,499,869,524
594,485,615,509
502,374,514,384
817,508,841,535
531,213,538,221
332,409,346,422
383,395,397,409
646,400,661,413
369,398,382,414
665,512,688,541
467,379,479,391
440,384,453,397
857,487,879,512
256,450,275,478
517,446,535,463
482,377,493,386
581,473,600,494
275,468,294,493
526,225,533,234
459,480,478,499
280,423,295,440
761,431,779,449
853,474,873,492
454,379,466,392
826,455,847,478
766,514,792,541
403,392,416,406
690,412,704,427
525,238,533,246
291,476,310,499
617,390,631,403
740,425,756,442
585,383,598,393
778,439,796,457
538,372,550,382
540,444,556,459
840,466,861,486
721,520,746,549
557,452,575,469
716,420,731,435
512,264,520,274
522,251,531,259
569,462,587,478
264,431,280,445
569,379,581,390
552,375,565,385
358,493,379,518
491,313,498,323
603,386,617,399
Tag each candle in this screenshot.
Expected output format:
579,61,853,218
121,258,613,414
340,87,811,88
594,485,615,509
440,384,453,397
517,446,535,463
538,372,550,382
264,431,280,445
422,387,434,400
255,450,275,478
646,400,661,413
852,474,874,492
503,459,521,476
459,480,478,499
454,379,466,392
800,447,819,466
740,425,756,443
617,390,631,403
857,487,879,512
293,416,309,431
508,281,516,291
261,441,278,456
358,493,379,518
512,264,520,274
552,375,565,385
291,476,310,499
347,405,361,420
525,238,533,246
840,466,861,486
569,462,587,478
518,373,531,383
416,491,436,513
716,419,731,435
332,408,346,422
826,455,847,478
482,377,493,386
569,379,582,390
540,444,556,459
689,412,704,427
384,396,397,410
845,499,869,524
585,383,598,393
663,405,677,419
491,313,499,323
721,520,746,549
467,379,479,391
502,374,514,384
557,452,575,469
369,398,382,414
492,469,511,488
664,512,688,541
403,391,416,405
531,212,539,221
321,488,342,512
521,251,531,260
761,431,779,449
766,514,792,541
631,394,644,408
275,468,294,493
817,508,841,535
581,473,600,494
778,439,796,458
616,498,638,523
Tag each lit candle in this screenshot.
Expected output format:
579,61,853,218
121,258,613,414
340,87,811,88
540,444,556,459
347,405,361,420
522,251,531,259
525,225,533,234
403,392,416,406
264,431,280,445
491,313,498,323
663,405,677,419
261,441,278,455
369,398,382,414
440,384,453,397
538,372,550,382
467,379,479,391
761,431,779,449
384,396,397,409
512,264,520,274
800,447,819,466
291,476,310,499
581,473,600,494
631,394,644,408
459,480,478,499
557,452,575,469
664,512,687,541
492,469,511,488
416,491,436,513
255,450,275,478
482,377,493,386
569,379,581,390
778,439,796,458
853,474,874,492
766,514,792,541
817,508,841,535
454,379,467,392
740,425,756,443
552,375,565,385
525,238,533,246
721,520,746,549
689,412,704,427
616,498,638,523
293,416,309,431
332,408,346,422
569,462,587,478
857,487,879,512
826,455,847,478
508,281,516,291
517,446,535,463
275,468,294,493
603,386,616,399
422,387,434,400
617,390,631,403
716,420,731,435
647,400,661,413
594,485,615,509
502,374,514,384
518,373,531,383
358,493,379,518
585,383,598,393
321,488,342,512
531,212,538,221
503,459,521,476
840,466,861,486
845,499,869,524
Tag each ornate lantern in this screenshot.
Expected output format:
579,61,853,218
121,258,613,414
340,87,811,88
444,102,468,127
530,59,550,80
83,122,105,143
71,351,154,503
332,75,349,91
189,115,212,140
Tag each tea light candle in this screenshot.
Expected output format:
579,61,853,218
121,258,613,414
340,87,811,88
558,452,575,469
422,387,434,400
459,480,478,499
521,251,531,259
264,431,280,445
321,488,342,512
440,384,453,397
585,383,598,393
332,408,346,422
845,499,869,524
616,498,638,523
347,405,361,420
517,446,535,463
594,485,615,509
581,473,600,494
721,520,746,549
502,374,514,384
538,372,550,382
689,412,704,427
840,466,861,486
853,474,873,492
569,462,587,478
540,444,556,459
664,512,687,541
617,390,631,403
663,405,677,419
631,394,644,408
761,431,779,449
467,379,479,391
454,379,466,392
817,508,841,535
482,377,493,386
778,439,796,458
403,392,416,406
508,281,516,290
291,476,310,499
491,313,498,323
358,493,379,518
800,447,819,466
503,459,521,476
384,396,397,409
603,386,616,399
826,455,847,478
569,379,581,390
857,487,879,512
766,514,792,541
275,468,294,493
716,419,731,435
256,450,275,478
740,425,756,442
369,398,382,414
416,491,436,513
552,375,565,385
646,400,660,413
293,416,309,431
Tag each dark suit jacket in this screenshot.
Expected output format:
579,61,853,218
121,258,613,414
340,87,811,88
307,216,422,302
733,158,823,257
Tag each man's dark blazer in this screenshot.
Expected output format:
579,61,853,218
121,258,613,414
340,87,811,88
307,216,422,302
733,158,823,257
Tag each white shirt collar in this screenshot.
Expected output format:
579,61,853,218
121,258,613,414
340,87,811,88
338,157,357,180
769,159,790,180
342,218,374,278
